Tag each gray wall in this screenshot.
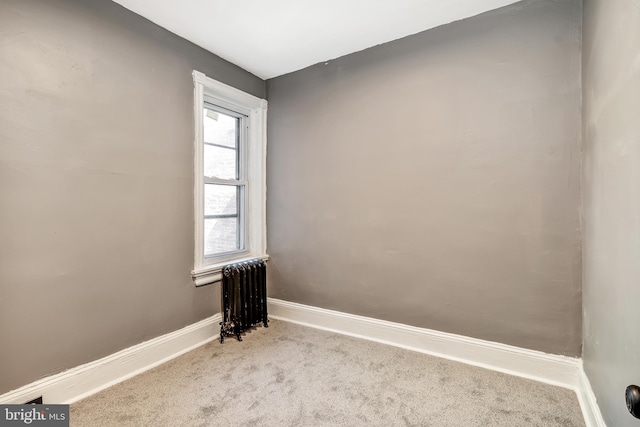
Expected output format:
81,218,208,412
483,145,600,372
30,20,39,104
0,0,264,394
267,0,583,356
582,0,640,424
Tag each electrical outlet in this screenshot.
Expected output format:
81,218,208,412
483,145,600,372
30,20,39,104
24,396,43,405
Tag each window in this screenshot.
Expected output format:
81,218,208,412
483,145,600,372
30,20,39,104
191,71,267,286
203,105,245,256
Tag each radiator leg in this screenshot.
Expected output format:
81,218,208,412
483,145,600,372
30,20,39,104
234,319,243,341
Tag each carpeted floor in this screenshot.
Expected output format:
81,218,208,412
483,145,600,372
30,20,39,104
70,320,586,426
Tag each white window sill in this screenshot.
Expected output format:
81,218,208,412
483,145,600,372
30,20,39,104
191,254,269,287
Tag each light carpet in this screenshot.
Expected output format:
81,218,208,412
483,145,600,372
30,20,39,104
70,320,585,426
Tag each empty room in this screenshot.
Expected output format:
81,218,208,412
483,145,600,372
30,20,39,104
1,0,638,425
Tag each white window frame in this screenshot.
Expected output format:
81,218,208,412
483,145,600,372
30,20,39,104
202,103,248,259
191,70,268,286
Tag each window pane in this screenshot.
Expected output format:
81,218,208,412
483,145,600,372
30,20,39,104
203,108,237,148
204,217,239,256
204,144,237,179
204,184,237,216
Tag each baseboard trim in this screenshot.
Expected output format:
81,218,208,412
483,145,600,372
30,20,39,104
267,298,606,427
576,368,607,427
0,314,222,405
1,301,606,427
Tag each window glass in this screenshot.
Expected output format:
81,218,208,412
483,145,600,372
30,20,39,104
203,108,239,180
203,109,237,148
204,184,238,216
204,218,239,256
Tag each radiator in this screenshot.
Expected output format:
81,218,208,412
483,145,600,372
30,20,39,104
220,259,268,343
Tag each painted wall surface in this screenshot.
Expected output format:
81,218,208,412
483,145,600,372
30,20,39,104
582,0,640,424
267,0,582,356
0,0,264,394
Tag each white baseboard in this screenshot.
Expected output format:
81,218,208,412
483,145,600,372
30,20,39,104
0,314,222,405
267,298,606,427
576,368,608,427
0,299,606,427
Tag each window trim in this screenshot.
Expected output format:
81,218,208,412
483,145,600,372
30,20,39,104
191,70,268,286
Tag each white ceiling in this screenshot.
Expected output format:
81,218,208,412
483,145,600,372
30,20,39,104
112,0,522,80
